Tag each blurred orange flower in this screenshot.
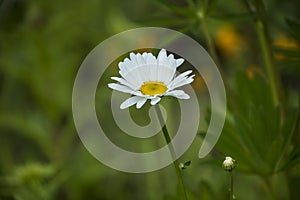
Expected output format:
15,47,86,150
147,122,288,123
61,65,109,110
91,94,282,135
215,25,244,57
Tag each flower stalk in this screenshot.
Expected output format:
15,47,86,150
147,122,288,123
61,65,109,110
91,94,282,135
244,0,284,110
230,171,234,200
155,104,188,200
223,156,236,200
255,20,283,108
197,10,221,70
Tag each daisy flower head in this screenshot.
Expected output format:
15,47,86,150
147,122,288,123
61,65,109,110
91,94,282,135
108,49,195,109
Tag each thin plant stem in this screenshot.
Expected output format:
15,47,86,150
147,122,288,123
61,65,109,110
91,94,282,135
264,176,276,200
198,12,222,72
197,4,227,90
255,20,283,108
230,171,234,200
244,0,285,111
154,104,188,200
201,19,220,68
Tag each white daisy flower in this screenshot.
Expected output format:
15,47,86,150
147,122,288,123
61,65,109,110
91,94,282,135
108,49,195,109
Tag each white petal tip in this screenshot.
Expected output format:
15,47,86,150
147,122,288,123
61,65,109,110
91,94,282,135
120,104,128,109
120,102,132,109
150,97,161,105
107,83,114,88
176,58,184,67
120,106,127,110
178,93,190,99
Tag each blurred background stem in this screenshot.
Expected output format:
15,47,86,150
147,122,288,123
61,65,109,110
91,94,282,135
197,7,221,72
264,176,277,200
244,0,285,111
200,17,220,68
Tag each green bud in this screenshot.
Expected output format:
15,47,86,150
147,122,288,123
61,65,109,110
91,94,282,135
179,160,191,170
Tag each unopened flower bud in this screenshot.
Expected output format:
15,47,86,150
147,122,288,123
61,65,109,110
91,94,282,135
222,156,236,171
179,163,185,170
179,160,191,170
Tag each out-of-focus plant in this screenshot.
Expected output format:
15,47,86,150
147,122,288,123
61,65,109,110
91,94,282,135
1,0,300,199
136,0,300,199
2,163,57,200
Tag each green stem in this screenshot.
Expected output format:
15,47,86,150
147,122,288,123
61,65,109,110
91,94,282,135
155,105,188,200
197,5,227,91
265,176,276,199
245,0,284,110
255,20,282,107
199,12,221,70
230,171,234,200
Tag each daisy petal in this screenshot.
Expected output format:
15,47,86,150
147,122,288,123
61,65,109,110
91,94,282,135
175,58,184,67
167,54,178,67
120,96,145,109
119,70,143,89
165,90,190,99
110,77,136,90
108,83,140,96
130,53,138,66
118,61,126,71
142,52,148,60
136,98,147,109
175,70,193,79
168,70,194,89
134,65,151,83
157,65,176,85
136,53,145,65
169,75,195,90
145,53,156,64
157,49,168,65
150,97,161,105
123,58,132,69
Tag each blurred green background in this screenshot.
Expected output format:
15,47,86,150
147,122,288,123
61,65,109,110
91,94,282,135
1,0,300,199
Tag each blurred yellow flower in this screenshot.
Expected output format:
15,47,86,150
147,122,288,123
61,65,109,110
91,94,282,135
215,25,244,57
274,34,299,49
274,34,300,60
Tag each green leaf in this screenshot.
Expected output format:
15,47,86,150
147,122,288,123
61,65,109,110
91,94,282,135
134,17,192,27
274,47,300,59
286,18,300,42
198,181,215,200
184,160,191,167
215,71,293,175
209,13,255,22
155,0,197,19
204,0,219,17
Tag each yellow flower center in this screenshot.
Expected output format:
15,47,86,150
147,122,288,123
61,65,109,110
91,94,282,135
140,81,167,96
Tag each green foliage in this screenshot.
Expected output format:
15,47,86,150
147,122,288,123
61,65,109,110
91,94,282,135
217,72,299,175
0,0,300,199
